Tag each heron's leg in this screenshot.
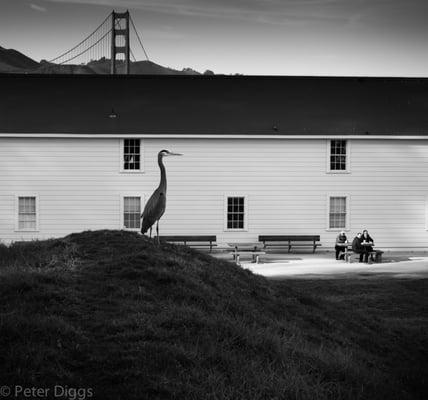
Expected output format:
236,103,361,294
149,227,152,238
156,221,160,245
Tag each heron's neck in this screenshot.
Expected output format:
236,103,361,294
158,154,167,192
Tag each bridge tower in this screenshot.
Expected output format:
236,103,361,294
110,11,130,74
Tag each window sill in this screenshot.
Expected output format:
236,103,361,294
14,229,39,233
326,170,351,174
325,228,350,232
120,170,145,174
224,229,248,232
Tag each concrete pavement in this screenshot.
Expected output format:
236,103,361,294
241,256,428,279
211,249,428,279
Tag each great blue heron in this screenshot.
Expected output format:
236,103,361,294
141,149,182,241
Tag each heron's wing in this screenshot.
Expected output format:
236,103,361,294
141,189,166,232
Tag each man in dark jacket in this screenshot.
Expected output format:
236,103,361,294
335,231,348,260
352,232,368,263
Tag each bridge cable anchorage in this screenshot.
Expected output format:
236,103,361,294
130,15,150,61
48,12,112,64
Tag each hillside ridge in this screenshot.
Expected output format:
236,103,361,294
0,46,214,75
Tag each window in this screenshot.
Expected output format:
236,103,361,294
17,196,37,231
226,196,246,230
328,196,347,229
123,196,141,229
123,139,141,171
328,140,348,172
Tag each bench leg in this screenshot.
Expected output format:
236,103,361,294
288,241,291,253
210,242,212,252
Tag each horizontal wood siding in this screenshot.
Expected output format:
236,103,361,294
0,138,427,249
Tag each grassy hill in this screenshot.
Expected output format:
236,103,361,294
0,230,426,400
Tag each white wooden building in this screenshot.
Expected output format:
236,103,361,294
1,74,427,250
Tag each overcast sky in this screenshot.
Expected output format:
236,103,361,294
1,0,427,75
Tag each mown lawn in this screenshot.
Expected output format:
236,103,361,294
0,230,427,400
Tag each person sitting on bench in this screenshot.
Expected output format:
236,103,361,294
362,229,375,261
335,230,348,260
352,232,369,263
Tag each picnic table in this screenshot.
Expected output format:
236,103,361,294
341,243,383,263
228,243,265,265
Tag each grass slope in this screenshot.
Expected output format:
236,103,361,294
0,230,427,400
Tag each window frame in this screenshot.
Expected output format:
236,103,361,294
15,194,39,232
120,194,145,231
326,139,351,174
326,194,350,231
224,194,248,232
119,139,144,173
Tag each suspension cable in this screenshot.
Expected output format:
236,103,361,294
130,16,150,61
48,11,149,65
49,12,112,63
57,29,111,65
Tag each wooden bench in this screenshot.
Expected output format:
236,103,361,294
258,235,321,253
159,235,216,252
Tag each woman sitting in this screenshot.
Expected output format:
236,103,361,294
362,229,375,261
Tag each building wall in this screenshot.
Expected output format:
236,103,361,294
0,137,427,249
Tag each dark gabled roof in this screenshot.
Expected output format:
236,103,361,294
1,73,428,135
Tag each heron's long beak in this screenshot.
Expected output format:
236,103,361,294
168,152,183,156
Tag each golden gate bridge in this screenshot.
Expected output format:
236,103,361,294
48,10,149,74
